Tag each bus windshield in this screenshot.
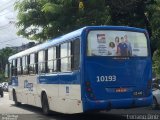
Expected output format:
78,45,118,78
87,30,148,57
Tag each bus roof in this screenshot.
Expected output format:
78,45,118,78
8,26,147,61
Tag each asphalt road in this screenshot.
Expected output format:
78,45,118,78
0,92,160,120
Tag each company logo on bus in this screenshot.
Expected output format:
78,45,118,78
24,80,33,91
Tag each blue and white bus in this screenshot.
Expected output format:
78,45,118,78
6,26,152,114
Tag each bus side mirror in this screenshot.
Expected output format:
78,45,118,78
5,64,9,78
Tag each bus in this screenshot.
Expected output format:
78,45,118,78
6,26,152,114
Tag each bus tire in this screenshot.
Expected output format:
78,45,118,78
152,97,159,109
13,90,21,106
1,93,3,97
42,92,50,115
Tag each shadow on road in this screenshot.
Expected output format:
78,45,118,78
45,113,127,120
11,104,42,114
11,104,127,120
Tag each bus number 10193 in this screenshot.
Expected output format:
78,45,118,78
96,75,116,82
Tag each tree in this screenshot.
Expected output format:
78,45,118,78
0,47,15,82
152,50,160,78
146,0,160,55
106,0,154,34
15,0,111,41
15,0,160,56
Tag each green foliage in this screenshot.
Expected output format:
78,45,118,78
0,48,15,82
146,0,160,55
42,3,62,14
15,0,111,41
153,50,160,78
146,0,160,78
0,71,5,82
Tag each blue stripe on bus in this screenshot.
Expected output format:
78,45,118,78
38,71,81,84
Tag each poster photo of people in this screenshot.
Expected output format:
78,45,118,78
87,30,148,57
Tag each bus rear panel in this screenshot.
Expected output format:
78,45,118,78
82,27,152,112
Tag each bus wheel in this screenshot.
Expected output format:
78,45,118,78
42,93,50,115
1,93,3,97
152,97,159,109
13,90,21,106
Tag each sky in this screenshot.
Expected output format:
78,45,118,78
0,0,33,49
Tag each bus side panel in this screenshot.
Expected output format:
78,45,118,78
58,72,82,113
38,71,83,114
52,85,82,114
14,75,38,106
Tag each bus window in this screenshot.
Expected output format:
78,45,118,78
38,51,45,73
5,64,9,78
72,39,80,70
27,55,30,74
60,42,71,72
56,46,60,72
35,53,38,74
45,50,48,73
12,59,17,76
22,56,28,75
48,47,53,73
17,58,22,75
29,53,35,74
48,47,57,73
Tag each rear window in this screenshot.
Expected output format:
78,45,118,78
87,30,148,57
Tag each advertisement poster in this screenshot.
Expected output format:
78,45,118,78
87,30,148,57
96,34,107,56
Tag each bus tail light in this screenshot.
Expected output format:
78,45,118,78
87,88,91,92
115,88,127,93
85,81,96,100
